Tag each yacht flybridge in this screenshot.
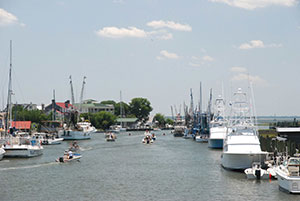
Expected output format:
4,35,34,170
221,88,267,170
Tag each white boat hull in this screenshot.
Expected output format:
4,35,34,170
244,168,269,179
59,130,91,140
4,145,43,158
221,153,267,170
42,138,64,145
0,148,5,160
276,167,300,193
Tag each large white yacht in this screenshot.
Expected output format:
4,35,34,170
221,88,267,170
208,95,227,149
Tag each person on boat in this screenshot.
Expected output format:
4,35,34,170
68,150,73,159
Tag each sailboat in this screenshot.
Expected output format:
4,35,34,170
221,88,267,170
208,95,227,149
2,40,43,158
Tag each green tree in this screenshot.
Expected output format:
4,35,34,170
165,118,174,126
115,102,130,117
153,113,165,127
129,97,152,123
90,111,116,130
100,100,116,106
12,105,51,124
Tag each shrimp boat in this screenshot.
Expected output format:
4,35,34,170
221,88,267,170
208,95,227,149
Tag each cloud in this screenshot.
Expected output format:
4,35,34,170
230,66,247,73
148,30,173,40
147,20,192,31
189,55,214,66
231,73,268,86
238,40,282,50
157,50,179,60
0,8,24,26
230,67,268,86
95,26,147,38
209,0,298,10
239,40,265,49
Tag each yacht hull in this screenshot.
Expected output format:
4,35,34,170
60,130,91,140
0,148,5,160
208,139,223,149
221,153,266,170
4,147,43,158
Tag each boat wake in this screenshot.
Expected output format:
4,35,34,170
80,147,93,151
0,161,57,171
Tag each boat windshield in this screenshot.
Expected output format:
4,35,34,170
288,158,300,165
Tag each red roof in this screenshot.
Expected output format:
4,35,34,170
11,121,31,129
56,102,73,109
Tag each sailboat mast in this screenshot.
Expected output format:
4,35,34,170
5,40,13,134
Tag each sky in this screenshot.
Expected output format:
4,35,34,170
0,0,299,116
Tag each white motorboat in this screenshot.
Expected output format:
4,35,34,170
195,135,209,143
244,162,270,179
275,157,300,193
105,133,116,142
59,129,91,140
143,131,153,144
56,152,82,163
3,136,43,158
33,133,64,145
0,147,5,160
221,88,267,170
77,122,97,134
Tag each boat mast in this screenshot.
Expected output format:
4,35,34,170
5,40,13,135
79,76,86,113
69,75,75,105
120,90,124,127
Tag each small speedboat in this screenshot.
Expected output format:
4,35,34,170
151,133,156,141
105,133,116,142
244,162,269,180
142,136,153,144
56,152,82,163
195,135,209,143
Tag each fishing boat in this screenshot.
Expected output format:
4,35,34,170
244,162,269,180
221,88,267,170
56,151,82,163
208,95,227,149
275,157,300,193
173,114,186,137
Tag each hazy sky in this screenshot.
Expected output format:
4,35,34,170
0,0,299,116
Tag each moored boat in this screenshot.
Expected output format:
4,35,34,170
244,162,269,180
275,157,300,193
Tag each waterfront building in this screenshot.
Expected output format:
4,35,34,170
74,99,114,114
44,100,74,120
276,127,300,143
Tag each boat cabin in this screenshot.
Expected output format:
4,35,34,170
287,157,300,176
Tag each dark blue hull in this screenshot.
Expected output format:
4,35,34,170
208,139,223,149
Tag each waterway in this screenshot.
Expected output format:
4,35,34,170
0,131,298,201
